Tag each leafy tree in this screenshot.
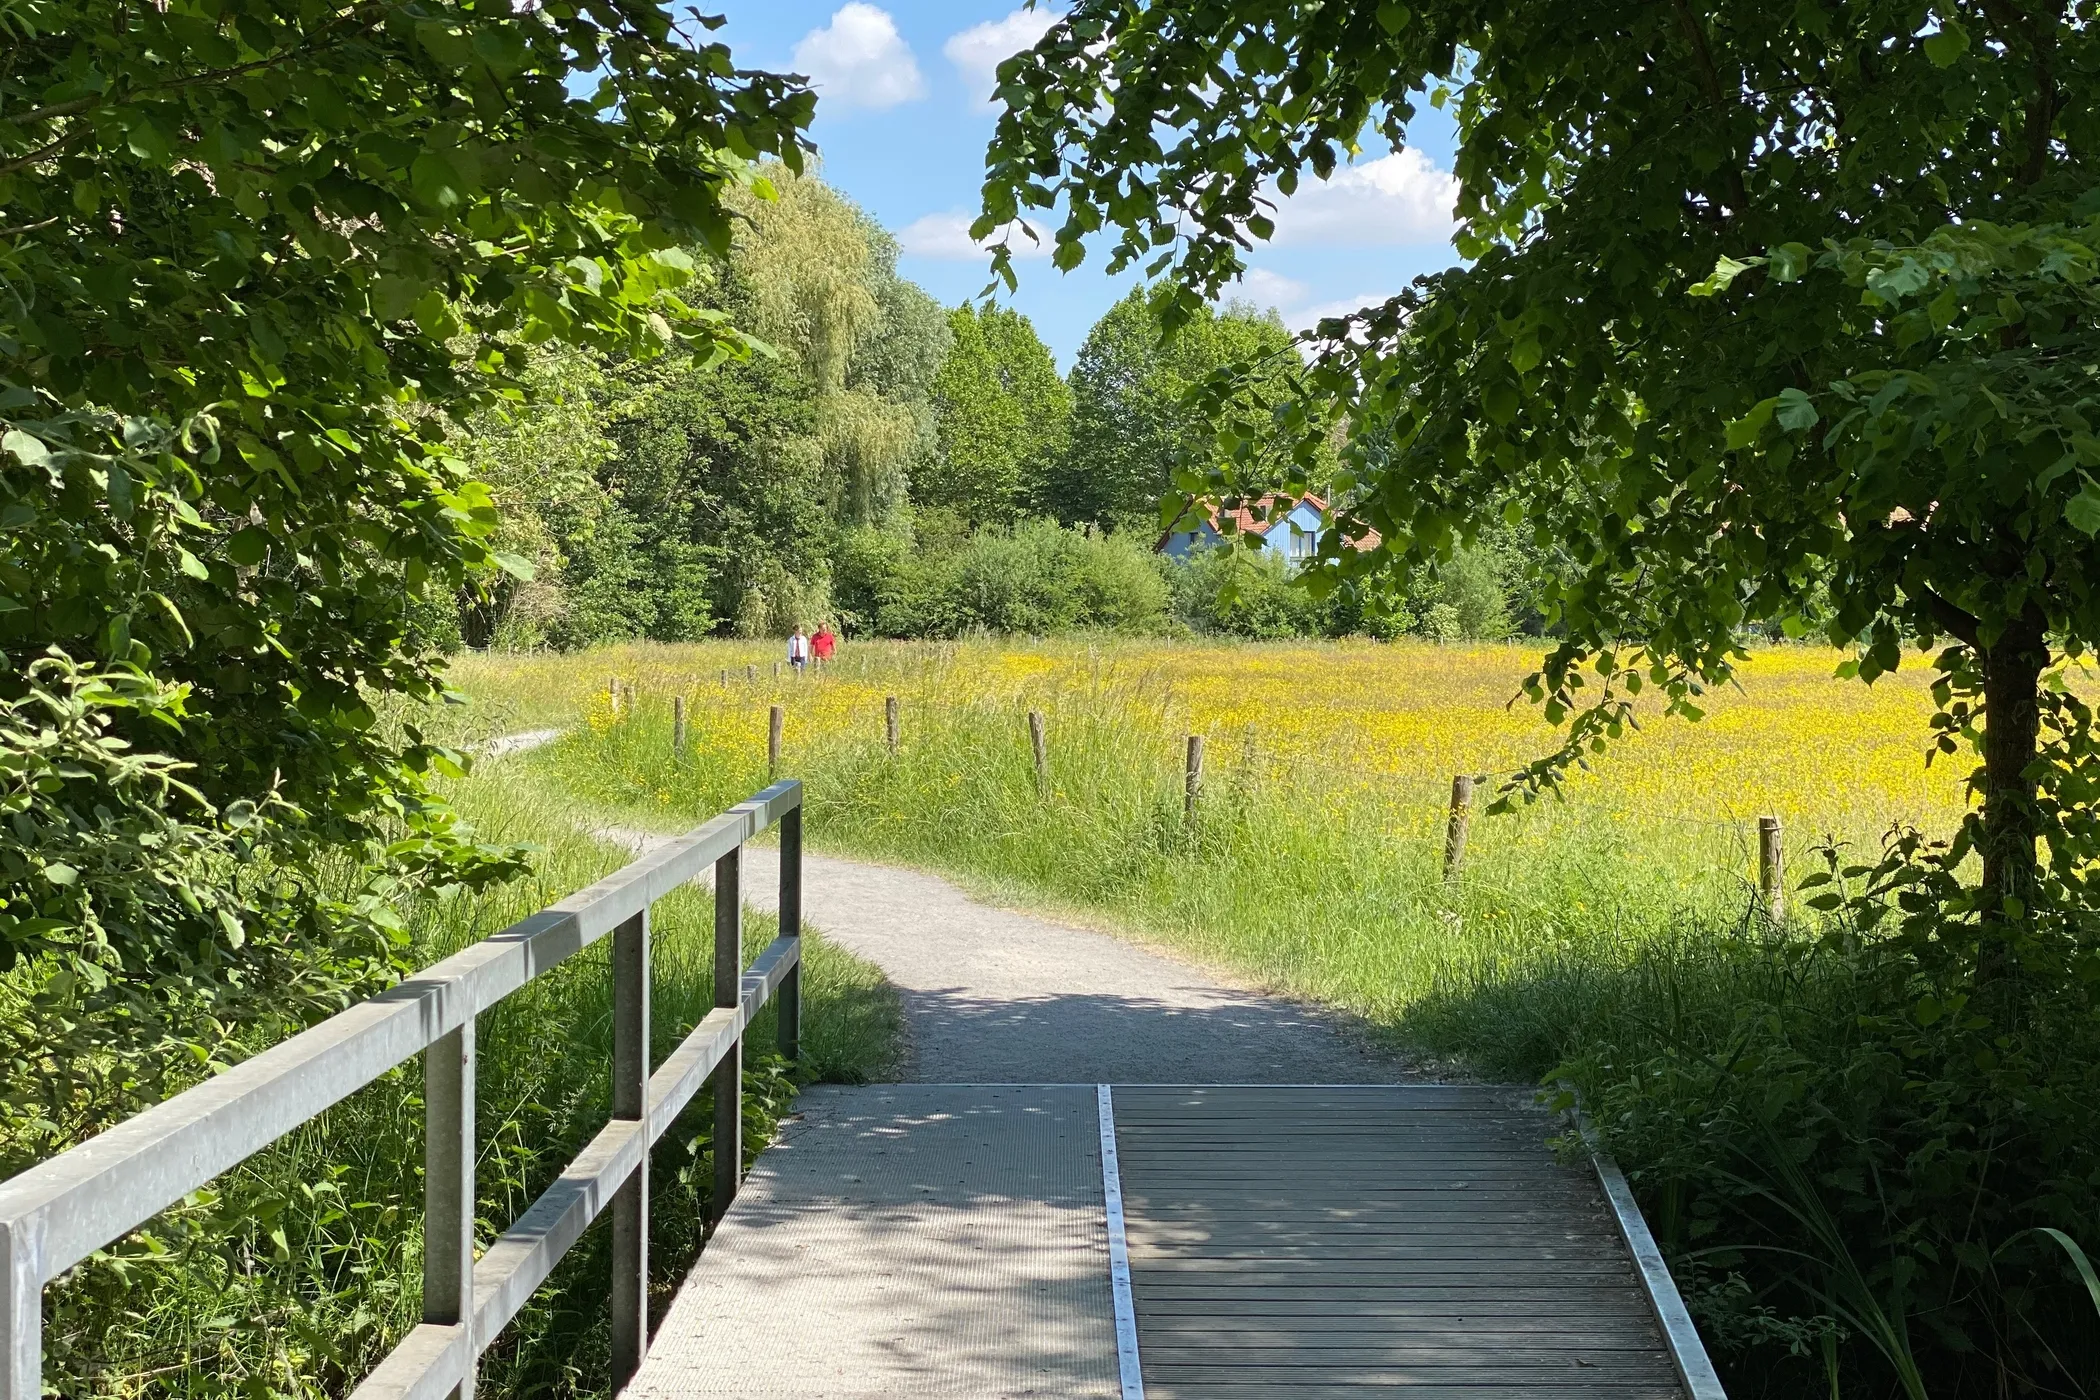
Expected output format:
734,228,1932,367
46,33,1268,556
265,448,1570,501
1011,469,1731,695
922,304,1072,527
1053,287,1298,530
0,0,811,1087
979,0,2099,940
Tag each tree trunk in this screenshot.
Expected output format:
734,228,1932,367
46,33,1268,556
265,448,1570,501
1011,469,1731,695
1978,615,2048,921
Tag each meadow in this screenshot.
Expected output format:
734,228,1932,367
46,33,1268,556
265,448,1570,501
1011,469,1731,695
454,638,2100,1397
452,637,1971,1056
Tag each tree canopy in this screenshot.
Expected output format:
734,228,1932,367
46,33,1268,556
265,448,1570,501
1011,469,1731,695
922,303,1071,528
1053,287,1297,530
980,0,2100,935
0,0,812,1087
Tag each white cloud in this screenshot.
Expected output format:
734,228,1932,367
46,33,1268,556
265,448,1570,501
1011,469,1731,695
896,210,1052,261
943,8,1062,105
793,4,924,111
1269,147,1459,246
1230,268,1398,343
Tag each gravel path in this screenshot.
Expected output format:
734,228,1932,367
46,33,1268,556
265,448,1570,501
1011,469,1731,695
598,825,1415,1085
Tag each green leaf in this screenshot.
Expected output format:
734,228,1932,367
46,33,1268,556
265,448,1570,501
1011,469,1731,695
1690,255,1761,297
1725,398,1776,450
227,527,272,567
43,863,78,886
2066,479,2100,536
2,428,50,468
1923,19,1969,67
492,551,537,581
1376,2,1411,34
1775,387,1819,432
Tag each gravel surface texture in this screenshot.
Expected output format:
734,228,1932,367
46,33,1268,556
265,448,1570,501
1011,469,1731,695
598,826,1416,1085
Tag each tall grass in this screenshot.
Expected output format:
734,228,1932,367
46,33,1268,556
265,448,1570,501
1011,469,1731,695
33,764,903,1399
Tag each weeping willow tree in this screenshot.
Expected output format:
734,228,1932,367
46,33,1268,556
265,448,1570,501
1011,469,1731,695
732,168,947,528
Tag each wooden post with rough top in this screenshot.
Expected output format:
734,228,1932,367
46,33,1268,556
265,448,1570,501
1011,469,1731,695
608,674,619,718
1759,815,1784,920
746,663,756,684
885,695,900,754
1444,774,1475,880
1184,734,1204,827
768,705,783,777
1028,710,1049,797
673,695,687,754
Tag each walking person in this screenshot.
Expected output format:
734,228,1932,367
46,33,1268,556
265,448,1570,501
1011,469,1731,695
811,622,837,667
787,627,810,675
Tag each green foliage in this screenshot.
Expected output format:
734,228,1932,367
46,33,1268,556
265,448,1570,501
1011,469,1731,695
978,0,2100,930
922,304,1072,527
1052,288,1300,531
833,519,1171,637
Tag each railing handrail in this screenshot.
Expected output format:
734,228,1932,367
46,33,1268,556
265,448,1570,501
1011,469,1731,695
0,779,807,1400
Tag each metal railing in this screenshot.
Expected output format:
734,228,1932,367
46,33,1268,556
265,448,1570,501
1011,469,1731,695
0,779,806,1400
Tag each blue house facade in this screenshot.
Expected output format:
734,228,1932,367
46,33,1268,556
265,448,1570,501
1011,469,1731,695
1157,494,1330,568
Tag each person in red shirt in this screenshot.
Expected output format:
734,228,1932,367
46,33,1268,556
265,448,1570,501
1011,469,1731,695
811,623,837,665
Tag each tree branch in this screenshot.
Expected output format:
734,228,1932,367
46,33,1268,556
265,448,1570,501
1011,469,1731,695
1668,0,1751,218
1919,586,1982,649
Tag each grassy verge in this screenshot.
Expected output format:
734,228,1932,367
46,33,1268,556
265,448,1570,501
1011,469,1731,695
34,762,903,1399
468,639,2099,1399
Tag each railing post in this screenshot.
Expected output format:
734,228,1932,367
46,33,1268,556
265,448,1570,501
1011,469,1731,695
2,1221,38,1400
425,1018,477,1400
777,800,802,1062
712,847,743,1223
609,910,650,1388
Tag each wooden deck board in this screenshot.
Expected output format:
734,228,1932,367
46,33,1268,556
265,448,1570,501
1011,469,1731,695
1112,1085,1686,1397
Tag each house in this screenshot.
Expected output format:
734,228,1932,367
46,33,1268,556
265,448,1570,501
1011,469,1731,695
1155,493,1377,567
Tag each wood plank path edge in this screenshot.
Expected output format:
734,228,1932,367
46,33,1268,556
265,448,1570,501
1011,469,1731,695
630,1084,1720,1399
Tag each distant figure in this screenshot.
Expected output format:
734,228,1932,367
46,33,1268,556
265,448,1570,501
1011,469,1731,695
787,627,809,674
812,623,837,665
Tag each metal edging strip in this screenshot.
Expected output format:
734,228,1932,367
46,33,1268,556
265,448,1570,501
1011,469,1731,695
1096,1084,1146,1400
1564,1100,1727,1400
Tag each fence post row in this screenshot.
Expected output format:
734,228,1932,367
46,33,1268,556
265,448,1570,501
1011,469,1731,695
0,780,808,1400
1444,775,1475,881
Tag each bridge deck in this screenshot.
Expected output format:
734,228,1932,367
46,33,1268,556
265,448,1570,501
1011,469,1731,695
630,1084,1690,1399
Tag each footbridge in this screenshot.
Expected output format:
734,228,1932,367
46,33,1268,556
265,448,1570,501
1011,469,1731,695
0,782,1726,1399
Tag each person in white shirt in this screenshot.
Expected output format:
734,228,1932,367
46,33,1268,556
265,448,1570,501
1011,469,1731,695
787,628,809,674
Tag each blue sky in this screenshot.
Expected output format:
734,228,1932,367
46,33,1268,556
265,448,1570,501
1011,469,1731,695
707,1,1467,367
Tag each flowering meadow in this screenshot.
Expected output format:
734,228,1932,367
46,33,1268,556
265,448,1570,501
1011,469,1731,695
449,637,1985,1037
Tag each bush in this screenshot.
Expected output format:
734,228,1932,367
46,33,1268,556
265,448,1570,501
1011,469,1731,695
834,519,1171,637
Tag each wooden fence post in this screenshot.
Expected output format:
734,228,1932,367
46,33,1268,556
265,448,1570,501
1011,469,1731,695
768,704,783,777
746,663,756,684
773,660,781,682
609,908,649,1385
1184,734,1204,827
885,695,900,754
424,1019,476,1400
719,667,727,689
672,695,687,754
777,804,802,1062
1028,710,1049,796
1759,815,1784,920
711,849,741,1223
608,674,619,718
1444,774,1475,881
